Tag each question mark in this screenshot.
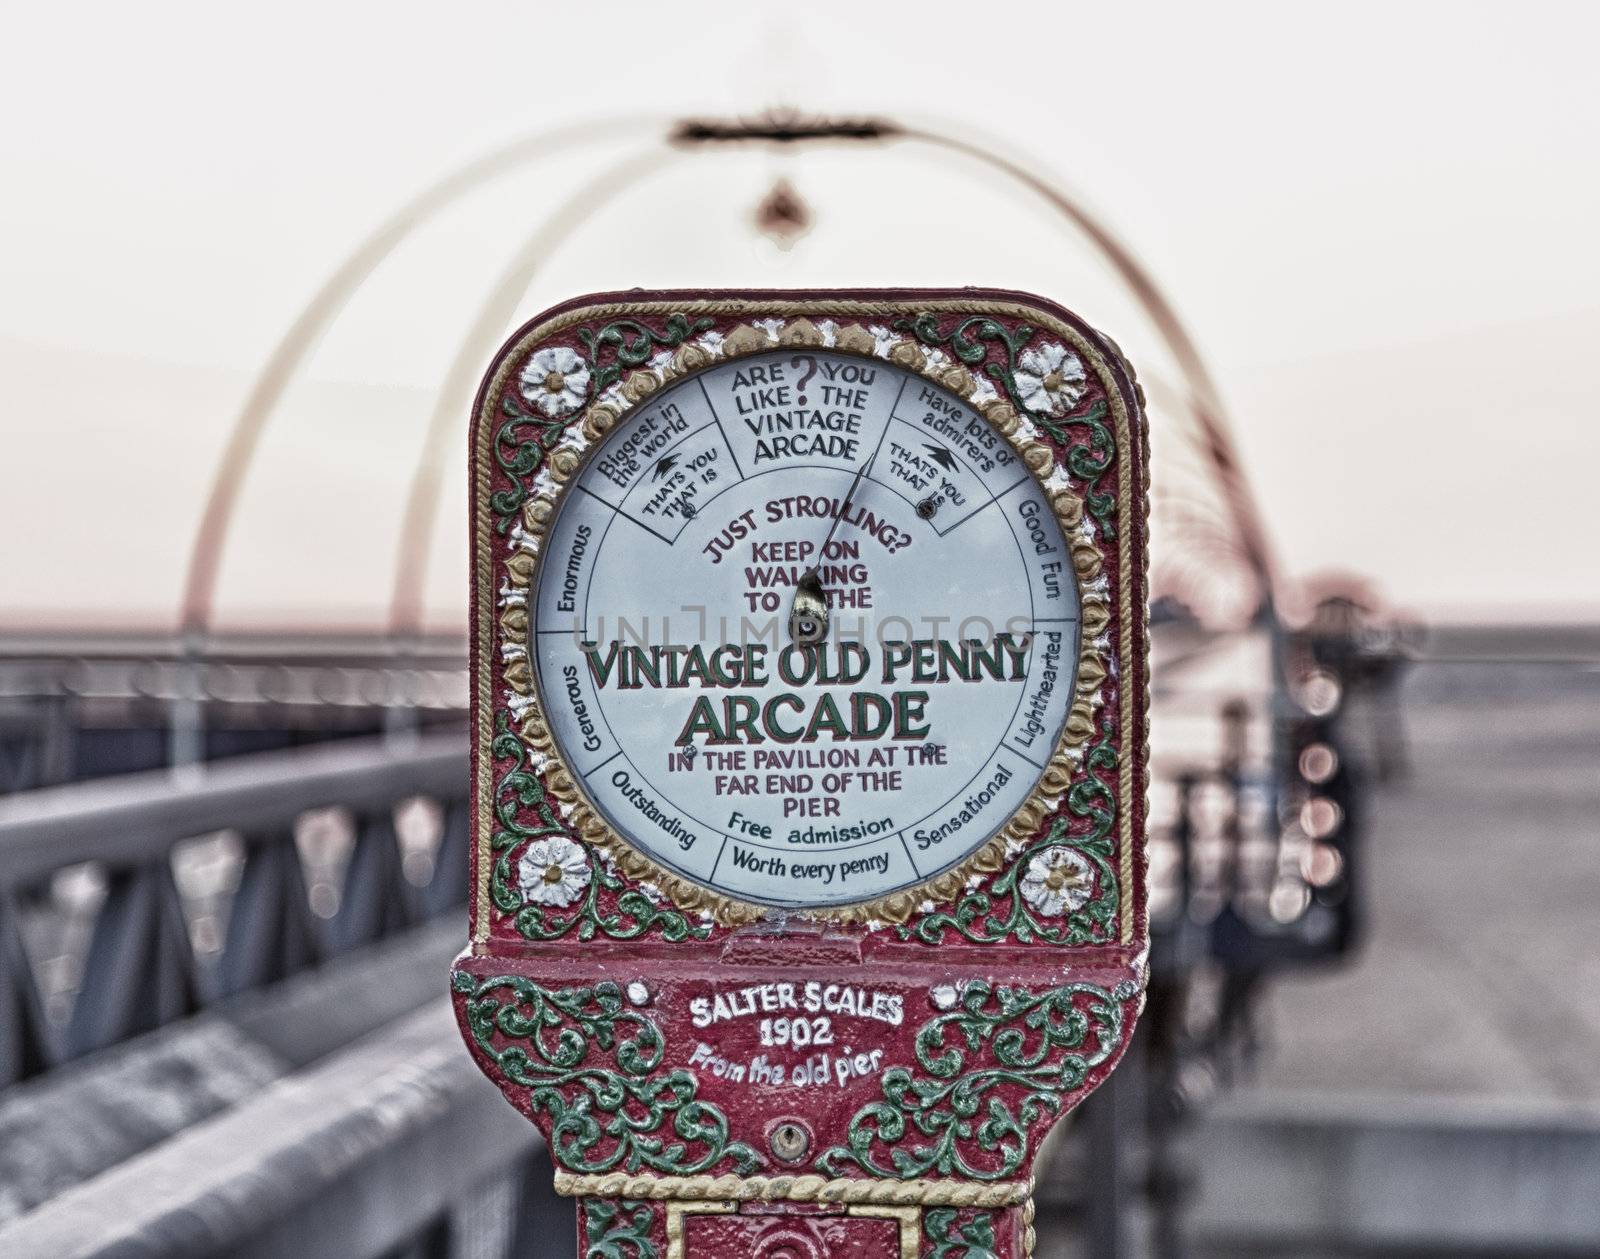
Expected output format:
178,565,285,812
791,354,819,405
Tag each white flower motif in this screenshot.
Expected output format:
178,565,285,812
1014,342,1087,417
751,317,784,341
867,324,898,357
518,346,591,418
517,836,591,908
505,691,536,721
1019,846,1095,916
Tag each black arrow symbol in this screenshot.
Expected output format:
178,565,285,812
923,442,958,472
652,453,680,481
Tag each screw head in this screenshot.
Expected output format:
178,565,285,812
770,1120,810,1163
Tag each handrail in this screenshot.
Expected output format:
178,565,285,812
0,731,473,1080
0,1002,567,1259
0,731,465,886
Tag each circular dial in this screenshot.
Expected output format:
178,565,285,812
532,350,1079,910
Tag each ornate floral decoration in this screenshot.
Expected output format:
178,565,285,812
1019,845,1095,916
453,972,760,1177
520,346,592,418
462,292,1147,1259
1014,341,1088,418
581,1198,658,1259
893,313,1121,541
473,296,1143,944
900,728,1119,946
489,314,713,535
487,712,710,943
815,979,1132,1182
924,1208,1000,1259
518,835,592,909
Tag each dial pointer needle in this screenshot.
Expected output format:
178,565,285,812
789,453,875,645
818,453,874,565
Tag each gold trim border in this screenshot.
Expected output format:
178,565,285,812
664,1199,734,1259
847,1203,920,1259
553,1170,1032,1206
496,319,1101,925
474,297,1141,938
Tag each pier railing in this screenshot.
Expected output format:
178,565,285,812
0,730,469,1082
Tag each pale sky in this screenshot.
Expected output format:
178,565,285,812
1,0,1597,633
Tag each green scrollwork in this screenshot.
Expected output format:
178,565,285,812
899,727,1119,946
490,391,571,533
895,313,1118,539
490,711,710,943
453,972,760,1177
577,313,715,395
923,1208,999,1259
815,978,1131,1181
895,314,1032,398
583,1198,657,1259
490,313,714,533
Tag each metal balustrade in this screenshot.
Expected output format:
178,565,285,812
0,731,467,1086
0,730,576,1258
0,1001,571,1259
0,619,1384,1257
0,633,471,791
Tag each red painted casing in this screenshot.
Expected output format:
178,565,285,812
454,289,1149,1259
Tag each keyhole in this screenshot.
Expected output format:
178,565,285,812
770,1119,810,1163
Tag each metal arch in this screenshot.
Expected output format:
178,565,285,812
654,110,1276,612
1138,370,1268,622
668,111,1275,613
197,109,1276,643
888,118,1279,610
178,114,665,642
386,143,688,640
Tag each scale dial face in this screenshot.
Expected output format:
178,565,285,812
532,350,1080,911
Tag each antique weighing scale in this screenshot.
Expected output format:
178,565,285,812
453,287,1148,1259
